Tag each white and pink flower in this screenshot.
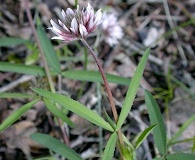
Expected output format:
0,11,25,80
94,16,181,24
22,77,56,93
49,3,102,42
101,13,123,46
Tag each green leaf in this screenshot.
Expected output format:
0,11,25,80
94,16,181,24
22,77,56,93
0,92,35,99
103,110,116,130
134,124,157,150
145,90,167,156
166,153,195,160
25,49,39,65
116,48,150,131
32,88,114,132
122,134,134,150
37,25,61,74
102,132,117,160
31,133,82,160
152,158,164,160
43,98,74,128
0,98,40,132
192,137,195,153
0,37,28,47
0,63,130,86
122,147,133,160
169,115,195,145
0,62,46,76
34,157,54,160
62,70,130,86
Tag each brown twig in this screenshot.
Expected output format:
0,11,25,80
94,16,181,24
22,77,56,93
24,0,54,92
24,0,69,145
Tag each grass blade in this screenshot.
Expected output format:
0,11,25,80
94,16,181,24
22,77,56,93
37,25,61,74
0,63,130,86
33,157,54,160
145,90,167,156
152,158,164,160
169,115,195,145
192,137,195,153
0,62,46,76
32,88,113,132
122,134,134,150
167,153,195,160
62,70,130,86
33,157,53,160
116,48,150,130
0,98,40,132
43,98,74,128
0,93,35,99
0,37,28,47
104,110,116,130
134,124,157,150
31,133,82,160
102,132,117,160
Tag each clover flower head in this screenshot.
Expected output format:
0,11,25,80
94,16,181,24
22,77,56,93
101,13,123,46
49,3,102,42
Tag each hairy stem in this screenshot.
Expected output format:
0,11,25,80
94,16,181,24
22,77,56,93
80,39,124,147
81,39,118,121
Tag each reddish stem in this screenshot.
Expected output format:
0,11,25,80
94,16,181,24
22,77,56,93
81,39,118,122
80,39,124,147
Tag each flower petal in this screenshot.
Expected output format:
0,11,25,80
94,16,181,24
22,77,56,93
66,8,74,15
52,27,63,35
50,19,62,31
86,3,94,16
51,36,65,40
101,13,123,46
79,24,88,38
94,9,102,25
58,20,70,32
70,17,79,34
76,5,79,11
88,18,94,30
49,3,101,42
61,10,66,19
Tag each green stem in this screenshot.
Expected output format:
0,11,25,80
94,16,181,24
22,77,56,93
97,82,103,155
75,0,78,8
77,47,88,100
